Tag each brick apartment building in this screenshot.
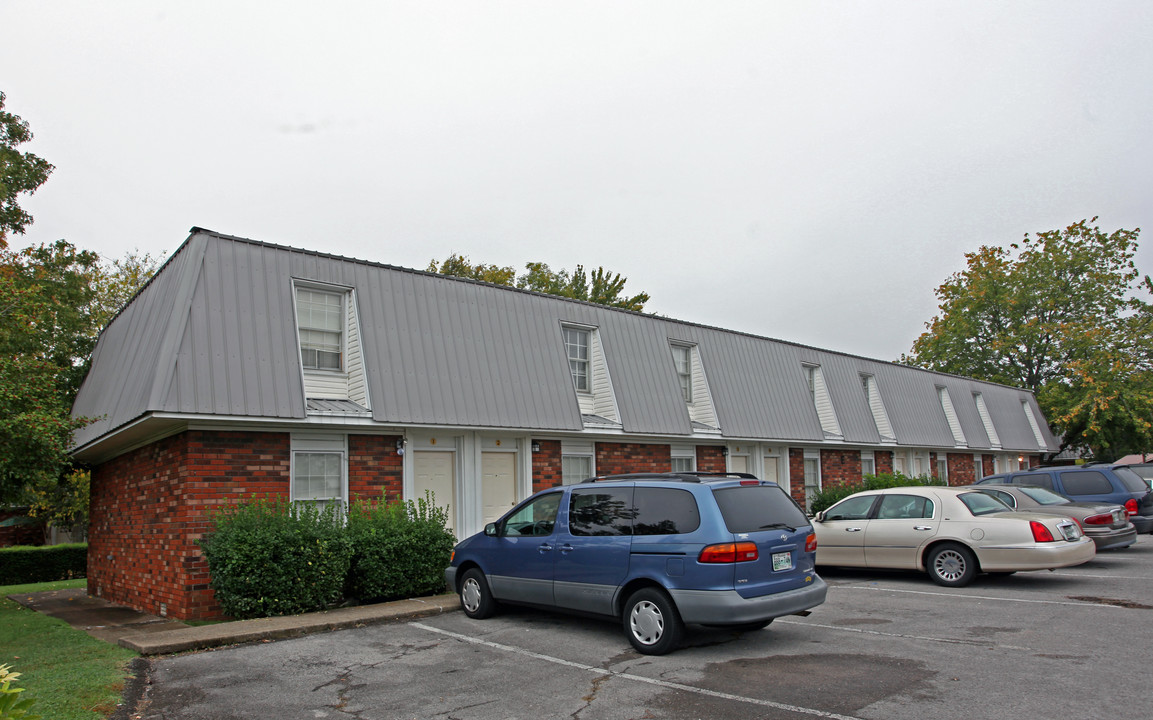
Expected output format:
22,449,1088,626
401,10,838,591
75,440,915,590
70,228,1054,620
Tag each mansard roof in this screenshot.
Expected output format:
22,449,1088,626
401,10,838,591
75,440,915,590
71,228,1058,460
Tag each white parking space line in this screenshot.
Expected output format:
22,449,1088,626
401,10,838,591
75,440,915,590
1047,571,1151,580
412,622,866,720
832,584,1128,608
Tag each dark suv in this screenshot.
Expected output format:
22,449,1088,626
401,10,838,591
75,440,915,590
976,465,1153,534
444,472,827,655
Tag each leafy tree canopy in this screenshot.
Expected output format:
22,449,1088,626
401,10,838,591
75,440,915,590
0,242,161,507
428,253,650,312
0,91,54,246
903,219,1153,460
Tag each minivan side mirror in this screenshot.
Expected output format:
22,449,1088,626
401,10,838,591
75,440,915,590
813,511,827,523
484,522,498,537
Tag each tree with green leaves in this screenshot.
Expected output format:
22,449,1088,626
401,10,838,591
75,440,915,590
428,254,650,312
904,218,1153,460
0,91,54,246
1,242,161,518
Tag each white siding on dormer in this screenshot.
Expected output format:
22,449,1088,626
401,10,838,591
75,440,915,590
1022,401,1048,450
806,364,842,439
863,374,896,443
974,392,1002,449
687,346,719,429
589,330,620,422
938,387,967,447
345,292,369,409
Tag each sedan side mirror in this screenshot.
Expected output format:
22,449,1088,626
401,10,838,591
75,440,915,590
813,511,827,523
484,522,498,537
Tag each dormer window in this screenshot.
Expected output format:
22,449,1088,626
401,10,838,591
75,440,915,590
564,326,590,392
803,363,842,439
671,344,692,403
297,287,343,371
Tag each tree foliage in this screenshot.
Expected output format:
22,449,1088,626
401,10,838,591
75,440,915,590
428,253,650,312
0,92,54,246
904,219,1153,459
0,243,161,509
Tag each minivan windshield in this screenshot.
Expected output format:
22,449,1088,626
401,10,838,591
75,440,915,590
713,484,809,534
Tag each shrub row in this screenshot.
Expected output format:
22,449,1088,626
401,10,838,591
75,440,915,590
197,494,454,619
809,472,946,515
0,544,87,585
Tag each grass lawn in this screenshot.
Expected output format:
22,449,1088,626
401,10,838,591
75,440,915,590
0,579,137,720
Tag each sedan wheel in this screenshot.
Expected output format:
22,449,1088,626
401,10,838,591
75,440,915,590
927,543,977,587
623,588,684,655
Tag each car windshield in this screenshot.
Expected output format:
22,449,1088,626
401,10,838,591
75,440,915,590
959,491,1012,516
713,484,808,533
1017,486,1071,505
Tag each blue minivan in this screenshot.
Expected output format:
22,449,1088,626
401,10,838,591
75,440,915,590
444,472,828,655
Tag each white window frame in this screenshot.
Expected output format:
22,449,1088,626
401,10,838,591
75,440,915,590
670,343,693,403
936,456,949,484
290,434,348,511
861,450,875,479
296,286,345,372
561,441,596,485
563,326,591,394
803,449,822,512
670,444,696,473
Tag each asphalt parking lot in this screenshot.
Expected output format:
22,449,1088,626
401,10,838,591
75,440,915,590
137,534,1153,720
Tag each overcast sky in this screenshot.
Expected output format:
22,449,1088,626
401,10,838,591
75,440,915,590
3,1,1151,361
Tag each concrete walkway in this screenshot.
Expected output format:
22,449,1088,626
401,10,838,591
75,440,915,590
8,587,460,655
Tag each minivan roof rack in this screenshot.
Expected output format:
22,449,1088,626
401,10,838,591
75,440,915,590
580,472,760,484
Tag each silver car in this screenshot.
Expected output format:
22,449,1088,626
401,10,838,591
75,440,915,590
966,485,1136,551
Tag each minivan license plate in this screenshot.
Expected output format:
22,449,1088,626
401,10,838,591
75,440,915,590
772,551,793,571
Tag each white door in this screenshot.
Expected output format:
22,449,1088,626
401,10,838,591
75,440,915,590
729,454,748,474
414,451,456,533
763,456,779,485
481,451,517,526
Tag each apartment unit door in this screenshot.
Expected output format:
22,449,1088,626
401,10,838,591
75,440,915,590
481,451,517,526
414,450,456,533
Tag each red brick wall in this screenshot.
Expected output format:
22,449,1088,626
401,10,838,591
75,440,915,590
982,454,995,477
348,435,403,502
820,449,861,488
946,453,976,486
876,450,893,475
596,442,671,475
532,440,563,492
87,430,293,621
696,446,726,473
788,448,805,505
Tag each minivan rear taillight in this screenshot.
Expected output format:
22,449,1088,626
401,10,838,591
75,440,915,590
805,533,818,553
1124,499,1138,517
699,542,759,563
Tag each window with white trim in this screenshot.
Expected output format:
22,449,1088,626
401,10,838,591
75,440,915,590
936,456,948,483
291,435,347,512
861,450,875,479
803,363,843,439
803,450,821,512
561,441,595,485
670,444,696,473
564,326,590,393
670,344,692,403
297,287,343,371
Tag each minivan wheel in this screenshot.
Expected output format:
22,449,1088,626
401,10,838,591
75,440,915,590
623,588,683,655
459,568,498,619
927,543,977,588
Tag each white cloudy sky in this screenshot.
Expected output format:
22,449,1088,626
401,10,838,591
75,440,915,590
3,1,1151,361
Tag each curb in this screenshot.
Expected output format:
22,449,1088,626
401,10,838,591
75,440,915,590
120,593,460,655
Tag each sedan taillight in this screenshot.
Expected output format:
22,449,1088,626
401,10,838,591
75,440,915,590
699,542,759,563
1082,512,1116,526
1030,521,1055,543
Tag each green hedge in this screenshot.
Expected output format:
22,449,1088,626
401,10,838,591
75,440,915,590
345,494,456,603
0,544,87,585
809,472,946,515
198,494,455,619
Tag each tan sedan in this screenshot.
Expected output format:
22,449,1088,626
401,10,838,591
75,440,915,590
813,486,1096,587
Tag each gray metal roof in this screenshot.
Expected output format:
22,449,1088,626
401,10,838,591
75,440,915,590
71,228,1059,456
